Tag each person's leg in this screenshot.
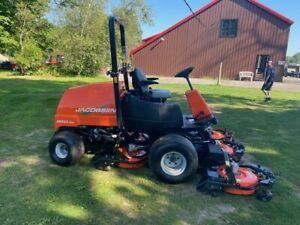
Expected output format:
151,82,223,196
262,89,271,102
262,89,268,97
262,79,273,102
265,90,271,102
268,91,271,100
267,81,274,101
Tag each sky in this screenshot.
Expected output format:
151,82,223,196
136,0,300,56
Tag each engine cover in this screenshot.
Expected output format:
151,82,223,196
54,82,122,128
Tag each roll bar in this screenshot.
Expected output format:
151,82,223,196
108,16,128,129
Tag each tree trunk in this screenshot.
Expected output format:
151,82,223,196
19,65,25,75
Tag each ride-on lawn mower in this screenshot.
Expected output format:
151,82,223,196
49,17,274,200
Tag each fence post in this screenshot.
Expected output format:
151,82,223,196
217,62,223,86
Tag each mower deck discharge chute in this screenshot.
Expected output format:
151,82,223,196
48,17,274,201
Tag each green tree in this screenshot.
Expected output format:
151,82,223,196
288,52,300,64
52,0,109,75
0,16,17,54
14,40,43,72
112,0,153,50
14,0,50,74
0,0,52,57
0,0,18,54
49,0,153,76
53,0,78,7
1,0,153,75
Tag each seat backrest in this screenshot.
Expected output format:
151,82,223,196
186,90,213,121
122,94,183,131
131,68,149,93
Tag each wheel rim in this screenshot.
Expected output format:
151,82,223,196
55,143,69,159
160,151,187,176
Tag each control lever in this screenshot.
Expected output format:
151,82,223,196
106,70,119,77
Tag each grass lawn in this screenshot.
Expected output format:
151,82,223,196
0,72,300,225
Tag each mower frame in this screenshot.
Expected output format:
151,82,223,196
108,16,128,129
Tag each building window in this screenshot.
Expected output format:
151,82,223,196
220,19,238,38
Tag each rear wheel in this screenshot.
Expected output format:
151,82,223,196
149,134,198,184
49,130,84,166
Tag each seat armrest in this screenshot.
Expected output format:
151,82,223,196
147,77,159,81
139,80,159,86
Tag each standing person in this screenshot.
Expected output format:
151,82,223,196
261,60,276,102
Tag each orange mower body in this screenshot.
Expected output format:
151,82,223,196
54,82,121,129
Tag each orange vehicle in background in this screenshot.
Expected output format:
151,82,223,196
45,53,64,66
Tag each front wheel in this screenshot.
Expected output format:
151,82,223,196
49,130,84,166
149,134,198,184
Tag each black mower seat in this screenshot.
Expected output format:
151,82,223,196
122,93,183,131
131,68,171,100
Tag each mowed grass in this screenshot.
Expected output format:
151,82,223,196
0,72,300,225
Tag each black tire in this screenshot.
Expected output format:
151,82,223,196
49,130,84,166
149,134,198,184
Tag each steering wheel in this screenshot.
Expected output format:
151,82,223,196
174,67,194,78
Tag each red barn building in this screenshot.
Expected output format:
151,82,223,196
131,0,293,81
